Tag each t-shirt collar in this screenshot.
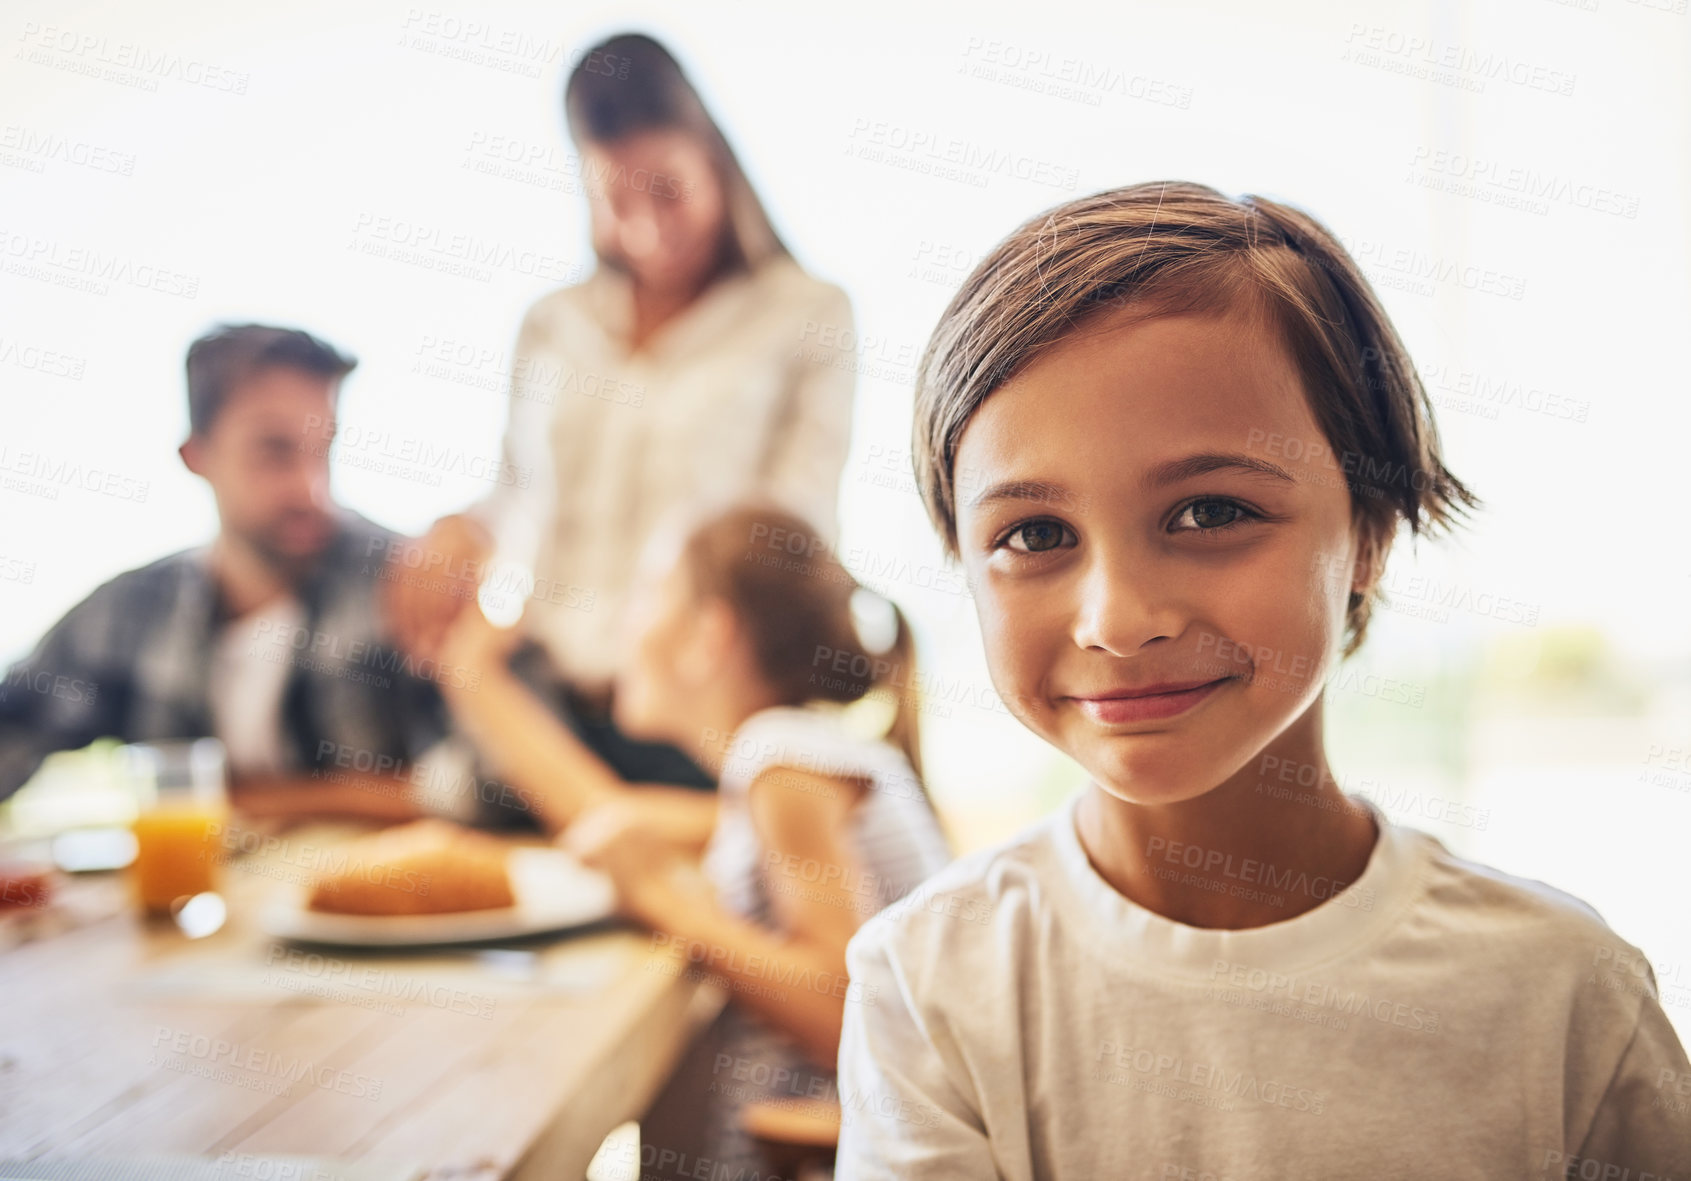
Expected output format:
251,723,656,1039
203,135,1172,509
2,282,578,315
1046,786,1433,979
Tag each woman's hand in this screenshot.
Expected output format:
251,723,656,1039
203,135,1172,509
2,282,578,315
383,514,493,659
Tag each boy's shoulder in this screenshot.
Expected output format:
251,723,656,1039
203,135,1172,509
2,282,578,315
1408,826,1646,980
850,802,1067,971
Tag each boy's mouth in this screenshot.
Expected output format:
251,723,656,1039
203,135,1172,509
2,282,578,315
1067,676,1233,724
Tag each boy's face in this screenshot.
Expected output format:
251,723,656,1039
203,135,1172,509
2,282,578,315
952,304,1374,807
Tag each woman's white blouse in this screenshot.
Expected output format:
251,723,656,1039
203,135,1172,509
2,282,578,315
470,255,857,688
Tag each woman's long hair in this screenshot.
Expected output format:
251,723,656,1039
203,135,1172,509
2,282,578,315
677,503,929,793
564,32,787,281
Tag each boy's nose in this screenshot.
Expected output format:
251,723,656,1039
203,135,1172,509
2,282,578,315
1069,545,1186,656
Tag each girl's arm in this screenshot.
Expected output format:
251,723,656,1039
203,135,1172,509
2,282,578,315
435,609,715,843
440,646,621,834
568,763,874,1068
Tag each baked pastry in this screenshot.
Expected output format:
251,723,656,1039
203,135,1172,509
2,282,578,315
307,819,515,915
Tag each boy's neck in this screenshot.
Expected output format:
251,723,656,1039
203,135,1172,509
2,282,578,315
1073,726,1379,930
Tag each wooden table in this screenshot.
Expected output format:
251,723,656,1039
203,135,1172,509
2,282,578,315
0,824,724,1180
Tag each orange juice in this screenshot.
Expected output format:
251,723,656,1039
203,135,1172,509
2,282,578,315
130,804,227,914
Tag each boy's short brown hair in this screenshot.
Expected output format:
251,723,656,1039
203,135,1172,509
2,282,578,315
912,180,1482,657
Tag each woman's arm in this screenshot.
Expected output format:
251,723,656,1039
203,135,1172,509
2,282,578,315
569,763,873,1067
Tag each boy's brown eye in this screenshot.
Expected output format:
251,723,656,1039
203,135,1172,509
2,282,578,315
1007,521,1069,553
1189,500,1242,529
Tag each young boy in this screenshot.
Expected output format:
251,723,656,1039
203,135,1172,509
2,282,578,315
835,182,1691,1177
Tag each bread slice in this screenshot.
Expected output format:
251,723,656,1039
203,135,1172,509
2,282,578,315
307,819,515,915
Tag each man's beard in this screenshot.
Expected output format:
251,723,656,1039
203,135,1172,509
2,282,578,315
242,514,334,585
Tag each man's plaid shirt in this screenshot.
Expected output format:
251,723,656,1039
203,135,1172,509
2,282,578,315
0,510,451,801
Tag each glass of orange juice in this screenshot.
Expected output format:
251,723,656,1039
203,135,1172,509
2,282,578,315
123,739,229,916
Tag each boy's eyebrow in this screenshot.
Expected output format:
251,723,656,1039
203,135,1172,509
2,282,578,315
965,453,1296,511
965,479,1078,511
1143,452,1298,489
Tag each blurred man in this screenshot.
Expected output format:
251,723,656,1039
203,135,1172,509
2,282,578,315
0,323,458,819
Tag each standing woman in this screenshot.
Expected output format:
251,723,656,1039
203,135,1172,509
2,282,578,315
389,32,857,797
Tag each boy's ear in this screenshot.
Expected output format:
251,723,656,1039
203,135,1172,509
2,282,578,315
1350,523,1386,599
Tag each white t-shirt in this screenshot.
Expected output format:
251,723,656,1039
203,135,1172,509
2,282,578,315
207,595,306,778
836,791,1691,1179
467,257,857,691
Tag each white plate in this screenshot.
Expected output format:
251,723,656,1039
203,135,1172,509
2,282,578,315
260,847,619,947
